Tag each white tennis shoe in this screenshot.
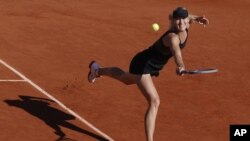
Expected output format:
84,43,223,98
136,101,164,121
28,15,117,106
88,61,100,83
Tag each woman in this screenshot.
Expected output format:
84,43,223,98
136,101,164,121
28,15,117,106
88,7,209,141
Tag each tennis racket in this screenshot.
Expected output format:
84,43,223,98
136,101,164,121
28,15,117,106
182,68,218,74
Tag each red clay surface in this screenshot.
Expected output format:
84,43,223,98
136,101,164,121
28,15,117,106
0,0,250,141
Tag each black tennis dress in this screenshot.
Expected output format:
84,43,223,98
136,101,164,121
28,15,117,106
129,29,188,77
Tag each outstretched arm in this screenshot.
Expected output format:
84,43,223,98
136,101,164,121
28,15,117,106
189,14,209,26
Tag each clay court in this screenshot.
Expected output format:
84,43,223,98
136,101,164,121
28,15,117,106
0,0,249,141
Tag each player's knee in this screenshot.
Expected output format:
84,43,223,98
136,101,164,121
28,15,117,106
150,96,160,108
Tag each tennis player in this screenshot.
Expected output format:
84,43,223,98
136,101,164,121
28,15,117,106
88,7,209,141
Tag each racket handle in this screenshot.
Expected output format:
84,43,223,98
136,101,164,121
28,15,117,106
181,70,188,74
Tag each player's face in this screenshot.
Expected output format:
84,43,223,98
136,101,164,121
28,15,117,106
173,17,189,32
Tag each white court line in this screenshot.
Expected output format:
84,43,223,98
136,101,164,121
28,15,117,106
0,59,114,141
0,79,27,82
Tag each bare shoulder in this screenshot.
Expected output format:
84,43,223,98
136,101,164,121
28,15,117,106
162,32,180,47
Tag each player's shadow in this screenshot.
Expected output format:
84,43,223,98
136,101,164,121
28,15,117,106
4,95,108,141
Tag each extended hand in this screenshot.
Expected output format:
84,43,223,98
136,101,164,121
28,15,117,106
176,67,185,76
196,15,209,26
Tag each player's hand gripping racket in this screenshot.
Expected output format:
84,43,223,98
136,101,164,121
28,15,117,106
182,68,218,74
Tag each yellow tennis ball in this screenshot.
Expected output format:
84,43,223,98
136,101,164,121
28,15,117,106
152,23,159,31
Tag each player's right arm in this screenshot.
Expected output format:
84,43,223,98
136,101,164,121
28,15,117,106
163,33,185,75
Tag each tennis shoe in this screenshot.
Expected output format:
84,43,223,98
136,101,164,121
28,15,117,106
88,61,100,83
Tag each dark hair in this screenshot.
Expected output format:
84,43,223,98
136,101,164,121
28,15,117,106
172,7,189,19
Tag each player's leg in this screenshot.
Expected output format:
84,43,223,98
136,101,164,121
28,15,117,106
88,61,140,85
137,74,160,141
98,67,141,85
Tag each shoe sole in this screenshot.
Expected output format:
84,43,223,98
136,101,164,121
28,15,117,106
88,61,96,83
89,60,96,69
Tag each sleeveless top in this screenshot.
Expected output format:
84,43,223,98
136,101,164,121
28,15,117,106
150,29,188,58
129,29,188,76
